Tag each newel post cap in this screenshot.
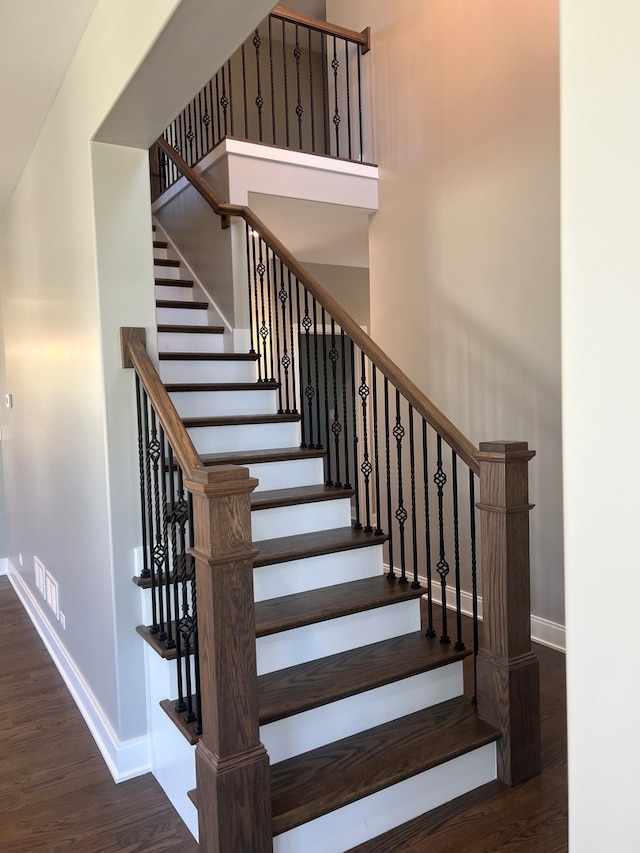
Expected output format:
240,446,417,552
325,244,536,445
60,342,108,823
477,440,536,462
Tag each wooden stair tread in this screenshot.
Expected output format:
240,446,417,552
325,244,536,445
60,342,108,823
183,413,301,428
156,299,208,310
154,258,181,267
252,484,354,511
165,381,279,392
155,277,194,287
159,699,200,745
157,323,224,334
270,696,499,836
258,631,469,724
201,446,324,466
159,351,259,361
153,240,168,249
253,526,385,570
136,623,182,660
255,572,416,637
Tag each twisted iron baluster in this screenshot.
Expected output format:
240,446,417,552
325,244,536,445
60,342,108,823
393,390,408,583
423,420,436,637
435,435,450,644
359,354,373,531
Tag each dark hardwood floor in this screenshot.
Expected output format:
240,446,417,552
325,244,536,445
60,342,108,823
0,576,567,852
0,577,198,853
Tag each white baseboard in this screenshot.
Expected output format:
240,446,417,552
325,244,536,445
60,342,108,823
0,557,8,576
386,565,566,653
7,561,151,782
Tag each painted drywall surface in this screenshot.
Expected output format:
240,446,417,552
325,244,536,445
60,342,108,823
561,1,640,848
0,0,183,740
304,263,370,328
327,0,563,627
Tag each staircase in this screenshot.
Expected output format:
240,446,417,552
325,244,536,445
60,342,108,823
132,229,504,851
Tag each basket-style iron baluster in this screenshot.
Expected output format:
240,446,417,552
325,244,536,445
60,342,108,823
393,390,408,583
384,377,395,579
452,451,465,651
423,420,436,638
435,434,450,644
409,406,420,588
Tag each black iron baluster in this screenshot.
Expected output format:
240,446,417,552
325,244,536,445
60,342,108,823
287,269,298,414
257,239,269,382
159,427,175,650
423,420,436,638
186,102,195,166
174,468,190,715
313,298,322,448
275,258,286,413
409,406,420,589
201,85,211,154
469,470,479,703
167,446,185,714
149,410,166,641
221,65,230,138
142,392,158,631
208,79,216,147
345,40,352,160
393,390,408,583
244,223,257,355
322,308,333,485
452,451,465,651
264,245,275,383
295,278,306,446
269,16,276,145
357,44,363,161
384,378,395,579
308,28,316,153
135,375,151,580
282,19,290,149
195,90,203,163
302,290,315,448
358,353,372,531
294,24,304,149
332,36,341,156
329,320,341,485
321,32,329,155
254,29,264,141
351,339,361,527
215,73,222,144
372,366,383,535
341,329,352,488
435,434,450,644
241,43,248,139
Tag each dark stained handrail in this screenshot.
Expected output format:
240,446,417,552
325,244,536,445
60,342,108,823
270,5,370,53
155,135,480,474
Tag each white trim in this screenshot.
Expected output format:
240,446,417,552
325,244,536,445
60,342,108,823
0,557,8,576
7,562,151,782
386,564,566,653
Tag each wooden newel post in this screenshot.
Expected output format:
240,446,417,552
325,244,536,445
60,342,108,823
184,464,272,853
475,441,541,787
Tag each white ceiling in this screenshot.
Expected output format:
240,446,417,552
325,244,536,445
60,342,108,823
0,0,101,218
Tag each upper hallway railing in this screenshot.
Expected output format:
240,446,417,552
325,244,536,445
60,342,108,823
150,6,371,201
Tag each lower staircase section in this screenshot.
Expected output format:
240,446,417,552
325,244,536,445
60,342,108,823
130,227,501,851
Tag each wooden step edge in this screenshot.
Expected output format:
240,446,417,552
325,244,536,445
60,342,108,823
187,788,198,808
136,623,182,660
159,698,200,745
157,324,224,334
258,631,470,724
270,696,500,837
154,258,181,267
156,299,208,310
165,381,280,392
255,572,416,637
183,413,301,428
153,240,168,249
158,351,259,361
252,484,355,511
132,565,194,590
345,780,505,853
201,446,325,466
155,278,194,287
254,527,388,571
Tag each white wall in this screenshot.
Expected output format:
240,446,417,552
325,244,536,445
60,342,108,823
561,1,640,848
327,0,563,629
0,0,273,762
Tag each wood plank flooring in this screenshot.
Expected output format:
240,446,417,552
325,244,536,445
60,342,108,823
0,577,198,853
0,575,567,852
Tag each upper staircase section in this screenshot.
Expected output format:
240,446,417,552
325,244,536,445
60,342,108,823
150,6,372,202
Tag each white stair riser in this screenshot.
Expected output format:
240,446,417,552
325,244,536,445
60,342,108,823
249,457,325,492
156,306,209,325
159,359,258,384
256,598,421,675
170,388,278,418
189,421,300,454
252,498,352,541
154,264,182,279
158,331,225,354
273,743,496,853
155,284,194,301
153,247,169,260
262,661,464,764
253,546,385,602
